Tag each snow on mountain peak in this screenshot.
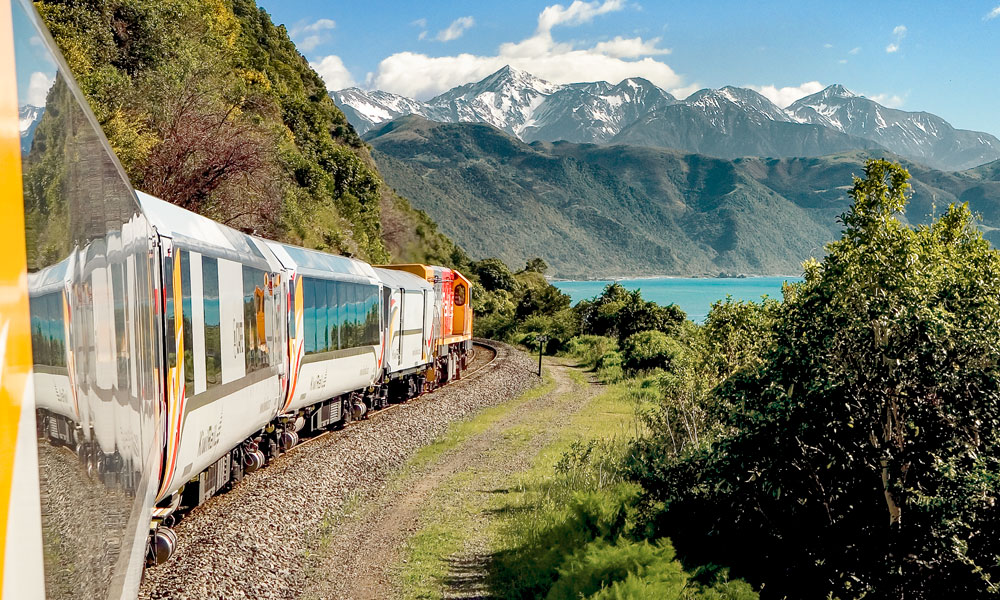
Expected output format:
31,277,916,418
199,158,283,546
328,68,1000,171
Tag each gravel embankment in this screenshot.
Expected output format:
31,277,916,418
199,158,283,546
138,340,536,600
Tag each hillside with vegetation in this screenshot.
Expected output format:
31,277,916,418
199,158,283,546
33,0,463,267
367,116,1000,278
470,159,1000,599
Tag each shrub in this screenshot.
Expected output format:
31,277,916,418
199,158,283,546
565,335,619,369
577,284,686,342
620,331,681,373
473,257,518,292
637,160,1000,599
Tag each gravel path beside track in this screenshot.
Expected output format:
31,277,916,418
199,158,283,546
138,340,536,600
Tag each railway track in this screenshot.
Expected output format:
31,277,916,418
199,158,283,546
139,339,527,600
287,341,499,456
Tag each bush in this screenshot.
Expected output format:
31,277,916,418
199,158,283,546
636,160,1000,599
620,331,681,373
493,485,757,600
565,335,619,369
577,284,686,342
473,257,518,292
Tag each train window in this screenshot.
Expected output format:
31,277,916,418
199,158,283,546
367,287,379,346
243,268,259,371
203,257,221,388
326,281,340,351
316,278,329,353
350,284,362,348
29,296,43,365
340,283,351,348
454,284,467,306
111,262,128,389
181,251,194,388
164,253,177,372
49,294,65,367
303,277,318,355
288,276,296,344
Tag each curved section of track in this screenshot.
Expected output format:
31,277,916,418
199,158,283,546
139,339,535,600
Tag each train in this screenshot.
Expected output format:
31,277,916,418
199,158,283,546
0,1,472,598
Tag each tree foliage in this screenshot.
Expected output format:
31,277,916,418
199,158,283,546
577,283,686,343
35,0,393,260
633,160,1000,599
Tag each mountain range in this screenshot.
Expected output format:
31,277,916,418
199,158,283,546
333,66,1000,172
19,104,44,153
366,116,1000,278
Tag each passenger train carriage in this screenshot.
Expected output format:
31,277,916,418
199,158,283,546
0,1,474,598
264,239,384,426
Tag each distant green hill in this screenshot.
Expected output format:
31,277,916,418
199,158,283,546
367,116,1000,278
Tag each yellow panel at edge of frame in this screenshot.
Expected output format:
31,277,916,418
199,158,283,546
0,0,32,592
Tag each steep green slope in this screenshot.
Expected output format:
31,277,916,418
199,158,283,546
35,0,461,267
368,117,1000,278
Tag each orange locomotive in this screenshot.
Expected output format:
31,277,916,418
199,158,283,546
380,265,473,387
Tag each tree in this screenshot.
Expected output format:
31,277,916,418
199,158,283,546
578,283,686,342
472,257,518,292
523,257,548,274
635,160,1000,599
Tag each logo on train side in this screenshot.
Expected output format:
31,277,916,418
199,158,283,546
198,424,220,455
309,370,327,390
233,319,244,354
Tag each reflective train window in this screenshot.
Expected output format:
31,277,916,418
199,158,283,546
455,283,467,306
303,277,317,354
243,267,269,372
13,0,164,595
326,281,341,351
181,250,194,388
203,256,222,387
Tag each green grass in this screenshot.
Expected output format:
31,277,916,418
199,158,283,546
405,373,557,473
391,362,650,600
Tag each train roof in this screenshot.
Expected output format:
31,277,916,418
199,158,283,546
136,191,281,272
263,240,379,285
27,253,73,296
373,267,433,291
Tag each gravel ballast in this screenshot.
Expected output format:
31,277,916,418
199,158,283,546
138,340,536,600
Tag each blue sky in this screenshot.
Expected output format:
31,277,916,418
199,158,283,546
255,0,1000,137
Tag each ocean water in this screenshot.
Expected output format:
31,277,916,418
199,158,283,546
552,276,801,323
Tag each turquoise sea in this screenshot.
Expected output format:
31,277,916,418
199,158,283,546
552,276,802,323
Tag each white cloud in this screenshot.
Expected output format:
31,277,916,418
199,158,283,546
592,36,670,58
371,0,684,99
310,55,356,90
747,81,825,108
838,59,848,64
869,92,905,108
538,0,625,31
823,43,833,48
26,71,54,106
849,46,861,55
886,24,906,53
411,18,427,28
986,6,1000,20
436,16,475,42
290,18,336,53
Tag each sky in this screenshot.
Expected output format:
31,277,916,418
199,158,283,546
255,0,1000,137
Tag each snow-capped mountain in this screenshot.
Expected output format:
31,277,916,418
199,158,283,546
787,85,1000,171
19,104,44,153
332,66,1000,171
